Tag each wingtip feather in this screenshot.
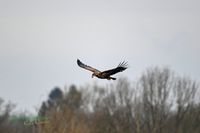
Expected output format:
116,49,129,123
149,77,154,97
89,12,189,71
118,61,128,69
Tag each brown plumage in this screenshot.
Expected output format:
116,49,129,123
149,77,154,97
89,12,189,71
77,59,128,80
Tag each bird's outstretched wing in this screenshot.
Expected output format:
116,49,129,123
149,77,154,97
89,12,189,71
101,61,128,76
77,59,101,73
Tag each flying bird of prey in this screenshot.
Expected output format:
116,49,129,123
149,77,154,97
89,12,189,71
77,59,128,80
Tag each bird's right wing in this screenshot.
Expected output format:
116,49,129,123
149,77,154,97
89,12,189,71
77,59,101,73
101,61,128,76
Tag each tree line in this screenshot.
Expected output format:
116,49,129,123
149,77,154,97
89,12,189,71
0,67,200,133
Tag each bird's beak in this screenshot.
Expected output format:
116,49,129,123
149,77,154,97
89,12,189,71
92,74,94,78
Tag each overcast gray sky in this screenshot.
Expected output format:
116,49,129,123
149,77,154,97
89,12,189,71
0,0,200,113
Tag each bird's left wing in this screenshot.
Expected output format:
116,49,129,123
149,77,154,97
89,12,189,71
101,61,128,76
77,59,101,73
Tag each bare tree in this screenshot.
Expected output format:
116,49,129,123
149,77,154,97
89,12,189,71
133,67,199,133
172,77,199,133
134,67,173,133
